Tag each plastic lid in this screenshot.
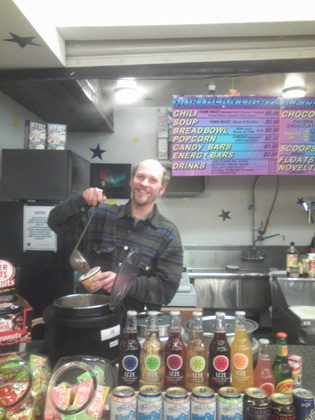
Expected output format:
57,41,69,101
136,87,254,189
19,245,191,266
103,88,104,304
277,332,287,338
110,247,142,311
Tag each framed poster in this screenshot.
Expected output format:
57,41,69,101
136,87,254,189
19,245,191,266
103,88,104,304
90,163,132,199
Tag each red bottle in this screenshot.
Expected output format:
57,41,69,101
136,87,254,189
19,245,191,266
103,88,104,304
209,311,231,392
164,310,186,389
254,338,275,396
118,310,141,389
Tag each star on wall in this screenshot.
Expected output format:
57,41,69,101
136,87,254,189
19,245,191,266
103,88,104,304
218,209,231,222
89,144,106,160
132,137,140,144
3,32,41,48
297,197,304,205
12,115,20,131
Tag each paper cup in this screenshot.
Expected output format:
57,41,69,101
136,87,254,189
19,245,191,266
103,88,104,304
79,266,102,293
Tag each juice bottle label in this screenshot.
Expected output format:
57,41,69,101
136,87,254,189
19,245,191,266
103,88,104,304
276,378,293,394
260,382,275,396
276,344,288,357
232,353,249,370
166,354,183,371
190,356,206,373
213,355,229,372
145,356,161,371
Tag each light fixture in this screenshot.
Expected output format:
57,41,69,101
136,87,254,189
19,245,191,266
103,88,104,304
114,79,144,104
282,86,307,99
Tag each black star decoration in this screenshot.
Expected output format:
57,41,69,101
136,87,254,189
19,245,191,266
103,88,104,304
3,32,41,48
89,144,106,160
219,209,231,222
297,197,304,205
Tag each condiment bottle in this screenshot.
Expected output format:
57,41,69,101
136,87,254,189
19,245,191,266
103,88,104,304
272,332,293,394
286,242,299,277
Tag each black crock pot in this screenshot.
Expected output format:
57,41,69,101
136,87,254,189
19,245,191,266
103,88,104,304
43,247,141,365
43,295,123,365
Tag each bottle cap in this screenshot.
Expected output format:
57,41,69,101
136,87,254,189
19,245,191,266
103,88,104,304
277,332,287,338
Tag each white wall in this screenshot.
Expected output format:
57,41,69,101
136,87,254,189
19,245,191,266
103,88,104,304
1,95,315,248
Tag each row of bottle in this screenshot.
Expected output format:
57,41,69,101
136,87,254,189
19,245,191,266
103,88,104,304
286,241,315,278
118,310,293,395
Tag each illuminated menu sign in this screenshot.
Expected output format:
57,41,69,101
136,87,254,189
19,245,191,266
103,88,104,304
171,95,315,176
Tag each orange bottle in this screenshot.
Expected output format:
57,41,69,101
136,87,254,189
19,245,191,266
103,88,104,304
231,310,254,391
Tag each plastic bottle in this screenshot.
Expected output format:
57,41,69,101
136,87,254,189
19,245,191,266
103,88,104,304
286,242,299,277
208,311,230,392
118,310,141,389
140,311,164,388
185,311,208,391
254,338,275,396
164,310,186,389
272,332,293,394
230,310,254,391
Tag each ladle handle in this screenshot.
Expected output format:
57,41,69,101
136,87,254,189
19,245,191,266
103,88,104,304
72,205,98,253
73,182,106,254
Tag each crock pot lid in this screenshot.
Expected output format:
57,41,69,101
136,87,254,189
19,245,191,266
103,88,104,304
109,247,141,311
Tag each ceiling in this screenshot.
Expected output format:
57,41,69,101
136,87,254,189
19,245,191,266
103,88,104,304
1,0,315,132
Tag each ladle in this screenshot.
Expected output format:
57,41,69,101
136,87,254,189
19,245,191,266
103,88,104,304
69,180,106,273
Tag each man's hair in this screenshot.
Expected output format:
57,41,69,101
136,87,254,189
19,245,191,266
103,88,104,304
132,159,171,186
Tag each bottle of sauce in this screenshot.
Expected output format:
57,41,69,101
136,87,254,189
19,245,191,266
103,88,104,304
254,338,275,396
140,311,164,388
286,242,299,277
164,310,186,389
185,311,208,391
272,332,293,394
208,311,230,392
230,310,254,391
118,310,141,389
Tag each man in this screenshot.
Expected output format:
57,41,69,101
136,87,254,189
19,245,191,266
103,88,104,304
48,159,183,311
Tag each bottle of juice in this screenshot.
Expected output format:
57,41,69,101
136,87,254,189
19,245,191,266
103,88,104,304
185,311,208,391
254,338,275,396
208,311,230,392
140,310,164,388
230,310,254,391
286,242,299,277
272,332,293,394
118,310,141,389
164,310,186,389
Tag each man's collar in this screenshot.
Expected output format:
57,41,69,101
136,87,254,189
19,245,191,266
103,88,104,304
117,200,159,227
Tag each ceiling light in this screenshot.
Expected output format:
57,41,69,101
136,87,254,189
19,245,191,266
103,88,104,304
114,79,144,104
281,86,307,99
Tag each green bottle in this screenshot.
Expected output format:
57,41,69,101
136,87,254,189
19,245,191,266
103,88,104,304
272,332,293,394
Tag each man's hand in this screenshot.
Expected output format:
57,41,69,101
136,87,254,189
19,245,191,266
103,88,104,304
91,270,116,293
82,188,106,207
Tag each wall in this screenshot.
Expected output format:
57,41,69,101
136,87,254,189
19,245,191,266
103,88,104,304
1,95,315,249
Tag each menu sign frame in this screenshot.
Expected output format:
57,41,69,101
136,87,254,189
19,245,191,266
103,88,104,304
171,95,315,176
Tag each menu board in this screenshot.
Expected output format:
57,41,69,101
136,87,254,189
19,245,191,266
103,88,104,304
172,96,315,176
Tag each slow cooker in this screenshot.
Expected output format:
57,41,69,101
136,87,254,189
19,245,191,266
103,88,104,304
43,294,123,365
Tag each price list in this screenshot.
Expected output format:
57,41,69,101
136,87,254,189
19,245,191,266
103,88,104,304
171,95,315,176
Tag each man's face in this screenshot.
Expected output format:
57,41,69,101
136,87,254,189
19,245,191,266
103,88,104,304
130,162,166,207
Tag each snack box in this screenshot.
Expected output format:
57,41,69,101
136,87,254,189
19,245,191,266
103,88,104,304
24,120,47,149
0,295,33,353
47,123,67,150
